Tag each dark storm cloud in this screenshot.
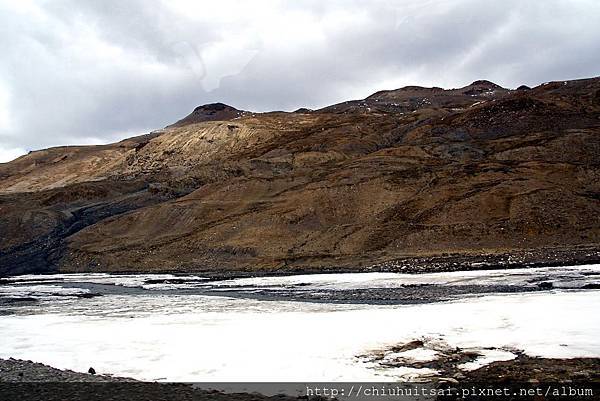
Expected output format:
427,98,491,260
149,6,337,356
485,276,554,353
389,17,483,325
1,0,599,161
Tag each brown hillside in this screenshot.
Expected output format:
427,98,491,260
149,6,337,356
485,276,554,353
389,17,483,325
1,78,600,275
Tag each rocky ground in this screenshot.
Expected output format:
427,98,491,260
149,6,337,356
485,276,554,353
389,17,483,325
1,357,599,400
447,357,600,401
0,358,133,382
0,359,309,401
356,340,600,399
462,356,600,384
207,283,543,305
358,339,600,384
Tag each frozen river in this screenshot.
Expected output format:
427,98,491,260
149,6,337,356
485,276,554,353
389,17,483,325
1,265,599,381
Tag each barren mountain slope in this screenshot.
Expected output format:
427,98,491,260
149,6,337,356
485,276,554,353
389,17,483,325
1,78,600,275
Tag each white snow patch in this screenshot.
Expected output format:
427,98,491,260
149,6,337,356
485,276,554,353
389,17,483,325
0,285,599,381
6,273,208,290
0,284,89,297
207,265,600,291
457,349,517,371
383,348,439,363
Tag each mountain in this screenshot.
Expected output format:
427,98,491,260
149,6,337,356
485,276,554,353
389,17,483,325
168,102,248,127
1,77,600,276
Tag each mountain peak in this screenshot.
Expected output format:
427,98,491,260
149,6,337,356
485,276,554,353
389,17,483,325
468,80,502,88
169,103,245,127
192,102,236,113
461,80,504,96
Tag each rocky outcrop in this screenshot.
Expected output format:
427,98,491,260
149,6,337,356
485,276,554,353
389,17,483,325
168,103,246,127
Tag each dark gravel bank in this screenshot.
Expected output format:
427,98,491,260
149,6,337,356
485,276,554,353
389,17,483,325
0,358,310,401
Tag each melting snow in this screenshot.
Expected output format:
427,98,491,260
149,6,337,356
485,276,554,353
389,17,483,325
0,268,599,381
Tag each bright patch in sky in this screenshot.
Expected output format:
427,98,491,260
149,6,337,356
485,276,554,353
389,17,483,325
0,83,11,132
0,146,26,163
0,0,599,153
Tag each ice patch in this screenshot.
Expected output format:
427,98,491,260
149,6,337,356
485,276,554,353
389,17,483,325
458,349,517,371
0,287,598,381
0,284,89,297
6,273,208,290
207,264,600,291
382,348,439,363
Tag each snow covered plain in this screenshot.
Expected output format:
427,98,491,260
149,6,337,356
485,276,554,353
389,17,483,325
0,266,599,381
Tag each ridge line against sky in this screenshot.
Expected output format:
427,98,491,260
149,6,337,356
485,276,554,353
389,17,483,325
1,0,599,162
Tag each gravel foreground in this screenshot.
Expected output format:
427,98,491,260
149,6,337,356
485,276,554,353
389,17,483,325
0,358,134,382
2,357,600,400
2,356,600,383
0,359,306,400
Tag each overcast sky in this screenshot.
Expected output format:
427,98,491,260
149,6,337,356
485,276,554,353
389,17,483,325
1,0,599,162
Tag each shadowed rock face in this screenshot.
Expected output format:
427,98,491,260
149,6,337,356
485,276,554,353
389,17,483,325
1,77,600,276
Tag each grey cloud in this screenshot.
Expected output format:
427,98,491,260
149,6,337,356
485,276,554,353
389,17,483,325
1,0,599,161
